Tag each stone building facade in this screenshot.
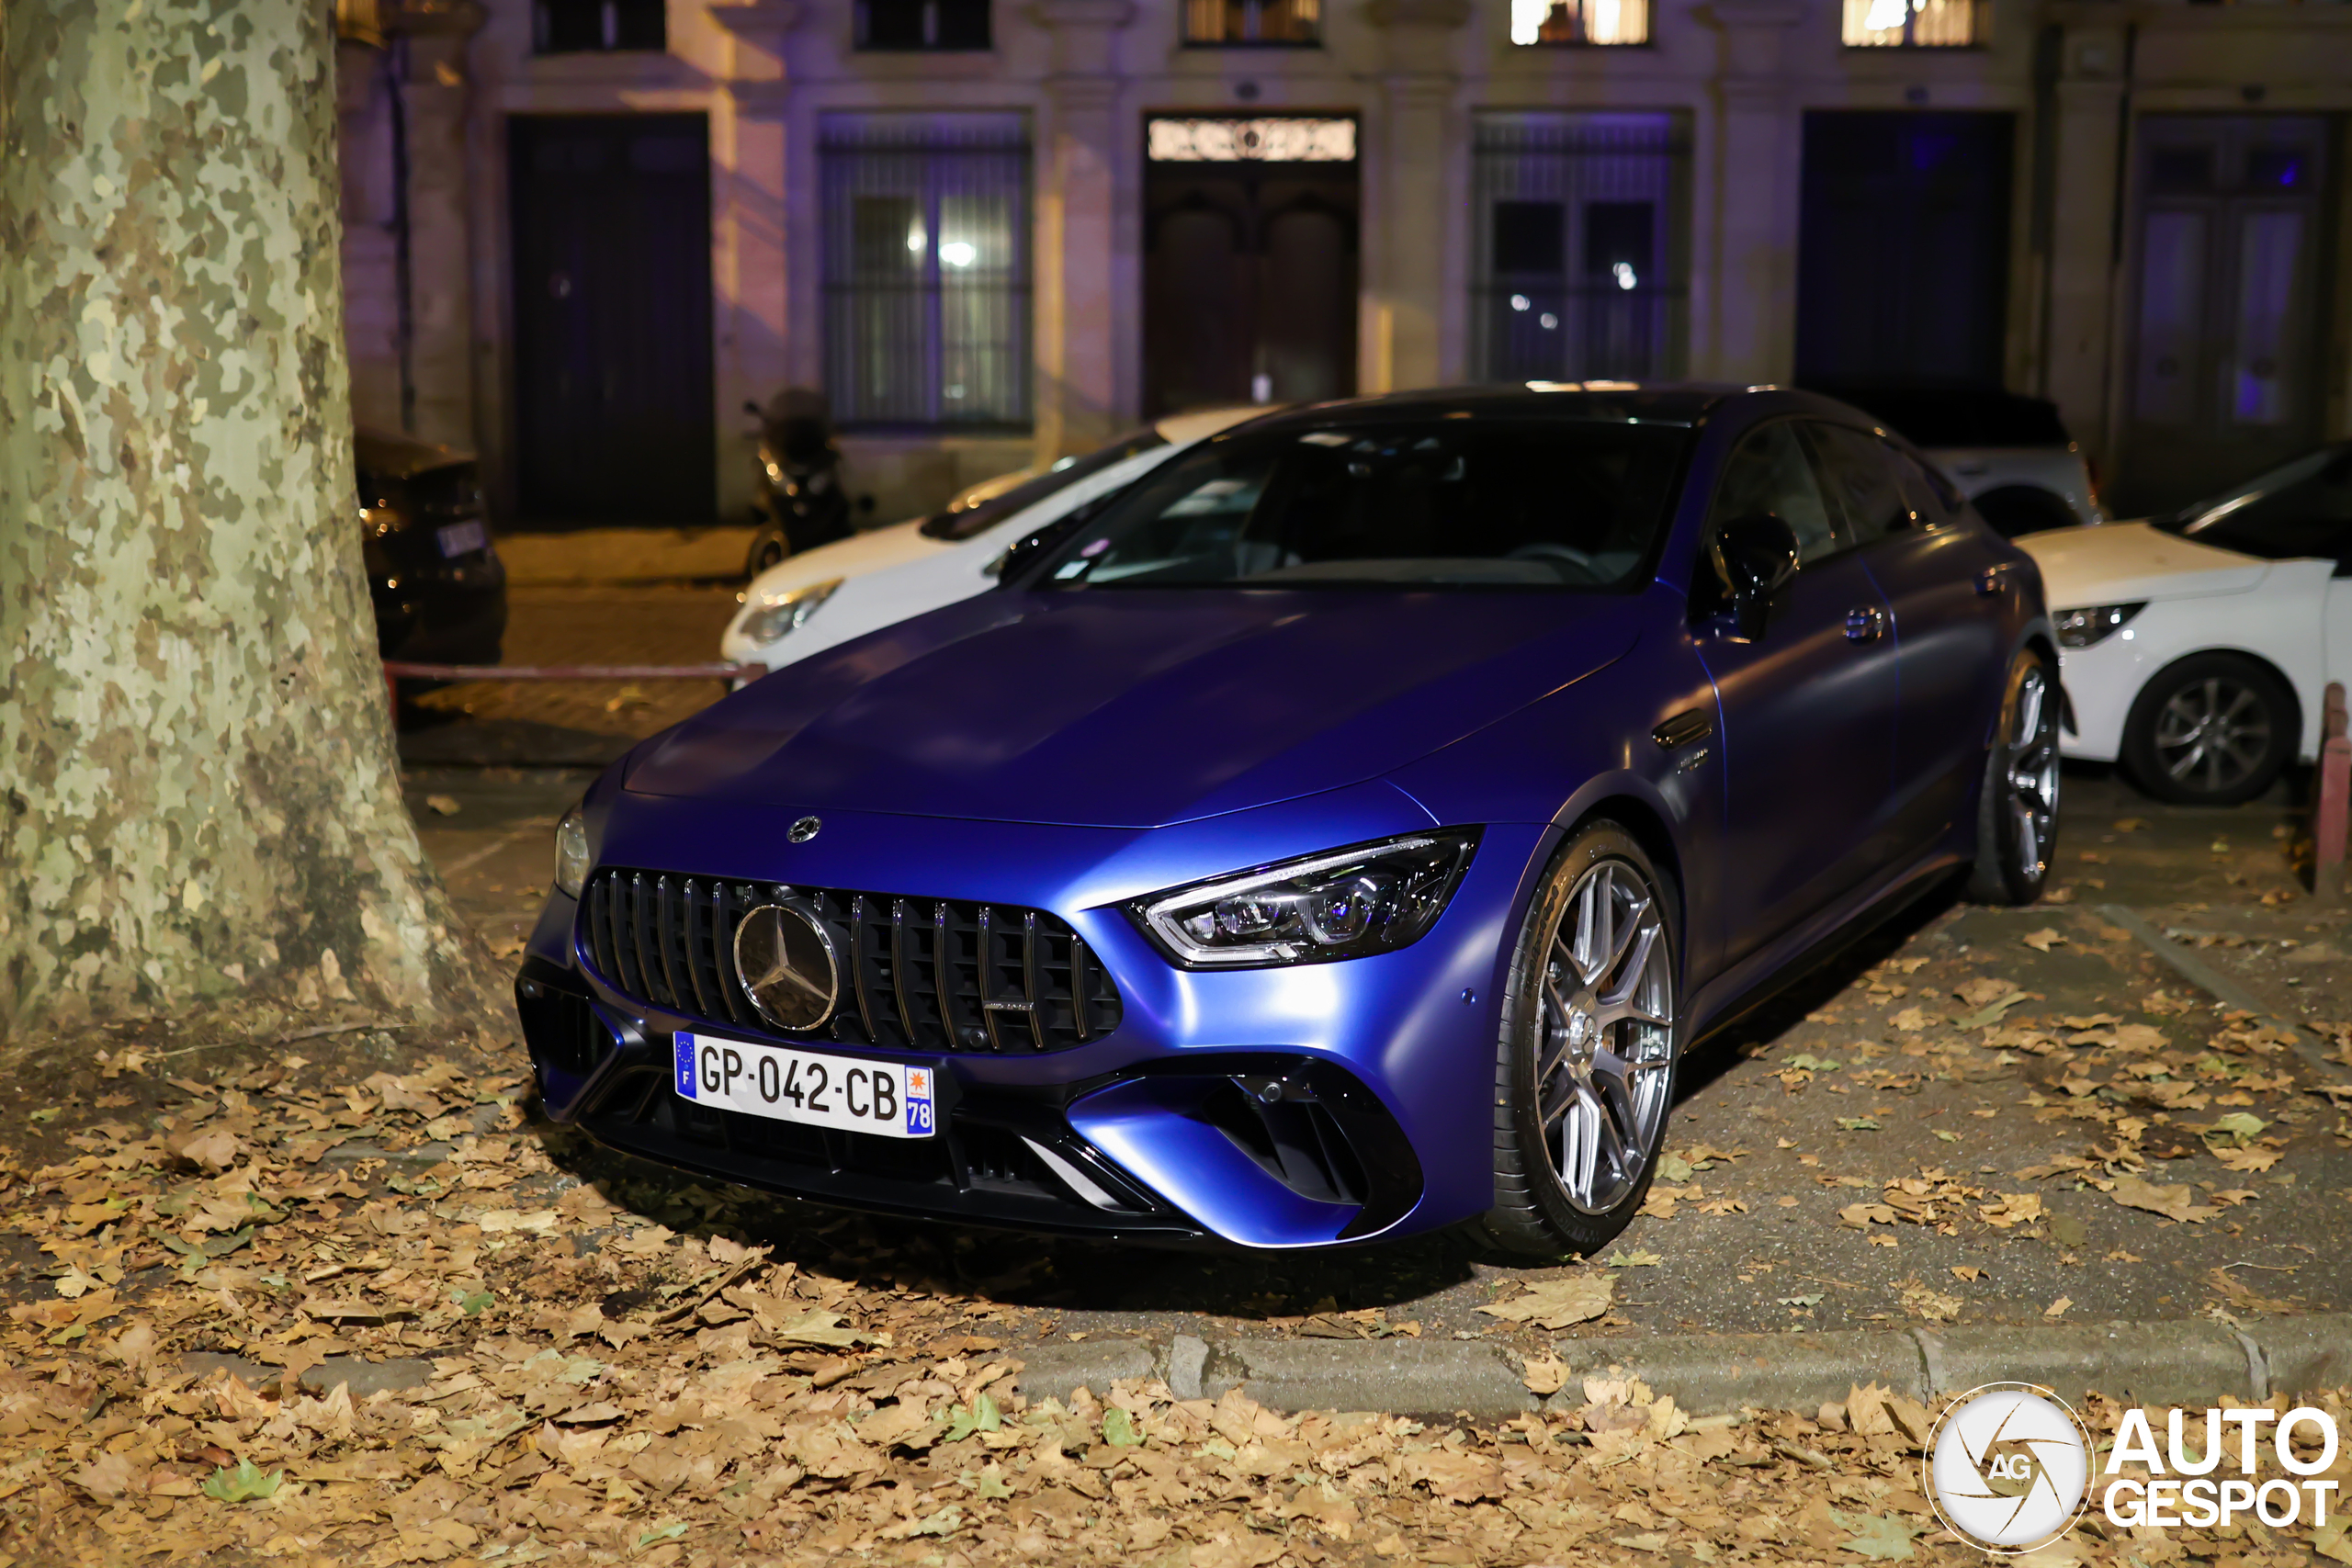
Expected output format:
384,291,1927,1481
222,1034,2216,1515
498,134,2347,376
336,0,2352,527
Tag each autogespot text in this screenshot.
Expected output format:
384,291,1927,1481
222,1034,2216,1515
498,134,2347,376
2100,1406,2340,1529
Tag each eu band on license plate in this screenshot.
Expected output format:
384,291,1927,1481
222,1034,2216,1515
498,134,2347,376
435,520,489,558
673,1032,935,1139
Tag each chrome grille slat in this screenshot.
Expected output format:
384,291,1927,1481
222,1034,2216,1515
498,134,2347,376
582,867,1117,1054
889,898,918,1045
1021,911,1046,1051
977,905,1007,1052
848,894,879,1045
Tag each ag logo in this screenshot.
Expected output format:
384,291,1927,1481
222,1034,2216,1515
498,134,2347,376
1924,1382,2094,1553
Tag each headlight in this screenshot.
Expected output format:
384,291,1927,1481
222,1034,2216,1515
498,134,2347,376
1130,829,1481,968
738,579,842,644
2055,603,2145,649
554,805,591,899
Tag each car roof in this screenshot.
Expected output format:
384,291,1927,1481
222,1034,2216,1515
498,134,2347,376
1151,403,1293,444
1215,382,1754,430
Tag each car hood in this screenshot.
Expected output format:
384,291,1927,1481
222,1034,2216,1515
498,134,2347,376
745,519,948,598
2019,520,2267,608
355,424,473,479
633,589,1644,829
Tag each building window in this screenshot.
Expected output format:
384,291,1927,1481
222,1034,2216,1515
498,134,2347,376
533,0,665,53
1842,0,1977,48
1509,0,1649,47
856,0,991,51
1471,112,1689,384
1184,0,1319,47
821,114,1033,429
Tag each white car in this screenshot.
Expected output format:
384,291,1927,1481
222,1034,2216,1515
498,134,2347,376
722,405,1272,674
1806,382,2105,537
2022,442,2352,804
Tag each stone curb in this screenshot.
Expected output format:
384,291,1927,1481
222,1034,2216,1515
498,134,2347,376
1010,1314,2352,1418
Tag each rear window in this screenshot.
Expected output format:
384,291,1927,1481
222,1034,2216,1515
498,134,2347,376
1803,384,2072,449
918,428,1168,542
1023,420,1690,592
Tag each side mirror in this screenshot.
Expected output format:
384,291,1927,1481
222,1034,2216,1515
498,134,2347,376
1713,513,1801,640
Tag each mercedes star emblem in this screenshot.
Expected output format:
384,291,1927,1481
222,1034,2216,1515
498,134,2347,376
789,816,821,843
732,904,838,1030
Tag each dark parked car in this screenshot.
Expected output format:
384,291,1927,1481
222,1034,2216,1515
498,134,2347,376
358,425,505,665
1801,381,2104,539
518,386,2053,1258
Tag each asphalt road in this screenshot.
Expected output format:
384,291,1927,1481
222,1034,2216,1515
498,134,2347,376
402,582,2352,1359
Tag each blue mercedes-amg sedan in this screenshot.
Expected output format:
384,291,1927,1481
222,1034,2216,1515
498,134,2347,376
516,385,2055,1258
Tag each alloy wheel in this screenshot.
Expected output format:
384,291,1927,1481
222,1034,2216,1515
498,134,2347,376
2154,676,2270,795
2005,665,2061,883
1535,860,1675,1215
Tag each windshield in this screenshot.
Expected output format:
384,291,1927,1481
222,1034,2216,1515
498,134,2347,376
1022,420,1690,591
2154,444,2352,561
919,427,1169,542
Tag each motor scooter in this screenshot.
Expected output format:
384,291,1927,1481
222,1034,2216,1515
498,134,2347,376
742,388,871,574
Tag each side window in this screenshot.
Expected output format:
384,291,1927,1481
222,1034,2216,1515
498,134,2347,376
1806,423,1911,545
1706,421,1845,565
1893,444,1967,519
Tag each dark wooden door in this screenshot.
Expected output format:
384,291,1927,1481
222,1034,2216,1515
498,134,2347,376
1795,112,2014,387
1144,162,1357,415
510,114,715,523
2117,117,2333,516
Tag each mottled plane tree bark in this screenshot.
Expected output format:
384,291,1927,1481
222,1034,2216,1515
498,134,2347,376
0,0,495,1038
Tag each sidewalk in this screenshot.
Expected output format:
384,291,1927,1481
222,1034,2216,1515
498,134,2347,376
494,525,760,587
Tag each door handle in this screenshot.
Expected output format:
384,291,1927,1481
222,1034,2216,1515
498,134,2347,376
1845,606,1888,642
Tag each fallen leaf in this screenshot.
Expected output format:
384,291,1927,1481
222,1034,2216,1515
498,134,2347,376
425,794,462,816
1521,1352,1569,1395
1478,1273,1614,1329
1840,1510,1919,1561
1837,1117,1882,1133
2022,929,2065,953
1951,1266,1984,1281
2109,1174,2222,1224
2044,1296,2072,1318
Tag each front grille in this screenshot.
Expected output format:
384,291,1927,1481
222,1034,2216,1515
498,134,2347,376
581,867,1122,1054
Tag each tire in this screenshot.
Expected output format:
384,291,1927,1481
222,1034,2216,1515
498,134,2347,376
1472,822,1683,1259
1969,486,2079,540
1966,649,2062,904
2120,652,2297,806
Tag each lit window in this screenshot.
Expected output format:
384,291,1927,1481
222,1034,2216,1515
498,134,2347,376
1185,0,1320,46
1843,0,1976,48
821,114,1033,429
1510,0,1648,47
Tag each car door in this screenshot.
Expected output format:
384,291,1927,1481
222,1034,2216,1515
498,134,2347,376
1691,419,1904,969
1808,421,2011,855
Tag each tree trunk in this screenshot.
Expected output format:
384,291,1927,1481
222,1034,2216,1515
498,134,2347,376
0,0,497,1038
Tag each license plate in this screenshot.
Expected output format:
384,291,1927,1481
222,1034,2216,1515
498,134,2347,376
673,1032,935,1139
435,520,489,558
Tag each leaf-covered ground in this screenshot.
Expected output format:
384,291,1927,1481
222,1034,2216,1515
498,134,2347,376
2,1033,2349,1566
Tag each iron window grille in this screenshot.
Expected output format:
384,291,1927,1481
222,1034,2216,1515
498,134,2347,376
1841,0,1978,48
1508,0,1650,46
1183,0,1320,46
1470,112,1690,385
820,113,1034,430
856,0,992,51
533,0,665,53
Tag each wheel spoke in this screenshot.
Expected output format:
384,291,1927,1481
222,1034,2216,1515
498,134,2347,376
1593,925,1668,1027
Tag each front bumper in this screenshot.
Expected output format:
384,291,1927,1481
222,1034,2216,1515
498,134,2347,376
514,785,1545,1249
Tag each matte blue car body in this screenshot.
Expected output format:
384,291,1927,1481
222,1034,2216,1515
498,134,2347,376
520,385,2050,1250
